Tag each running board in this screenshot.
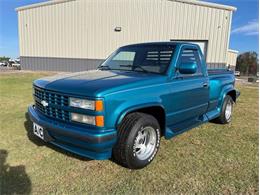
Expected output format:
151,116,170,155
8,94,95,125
206,109,221,121
165,115,207,139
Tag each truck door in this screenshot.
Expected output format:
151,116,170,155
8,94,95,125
167,46,209,130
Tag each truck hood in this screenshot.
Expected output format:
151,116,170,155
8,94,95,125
34,70,166,97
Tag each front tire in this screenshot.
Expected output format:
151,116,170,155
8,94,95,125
113,112,161,169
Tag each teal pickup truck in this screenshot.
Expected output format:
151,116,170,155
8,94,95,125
28,42,240,169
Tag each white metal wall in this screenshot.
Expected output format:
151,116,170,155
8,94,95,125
227,50,238,69
17,0,234,65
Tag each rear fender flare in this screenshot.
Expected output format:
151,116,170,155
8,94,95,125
217,85,235,111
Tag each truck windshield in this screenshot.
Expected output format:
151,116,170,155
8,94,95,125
99,45,176,74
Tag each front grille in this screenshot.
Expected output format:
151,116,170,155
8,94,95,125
34,86,70,122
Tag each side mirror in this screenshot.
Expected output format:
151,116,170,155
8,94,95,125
179,62,197,74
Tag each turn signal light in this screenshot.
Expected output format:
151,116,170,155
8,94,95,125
95,116,104,127
95,100,103,111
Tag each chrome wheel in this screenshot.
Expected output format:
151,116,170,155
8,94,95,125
134,126,157,161
225,100,232,120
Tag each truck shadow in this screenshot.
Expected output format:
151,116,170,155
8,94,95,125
24,112,91,162
0,149,31,194
209,118,223,124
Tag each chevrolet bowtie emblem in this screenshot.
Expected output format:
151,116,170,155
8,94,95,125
41,100,48,107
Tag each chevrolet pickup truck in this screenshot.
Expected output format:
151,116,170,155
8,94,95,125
28,42,240,169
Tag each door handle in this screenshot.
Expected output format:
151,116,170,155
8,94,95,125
203,83,208,87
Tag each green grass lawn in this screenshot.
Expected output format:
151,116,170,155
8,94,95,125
0,72,258,194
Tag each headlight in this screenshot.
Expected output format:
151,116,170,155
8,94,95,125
69,98,103,111
71,113,104,127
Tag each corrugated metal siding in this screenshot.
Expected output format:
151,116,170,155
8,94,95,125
18,0,233,71
227,50,238,69
21,56,103,71
207,62,226,69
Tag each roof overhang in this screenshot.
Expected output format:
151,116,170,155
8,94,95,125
16,0,237,12
16,0,75,12
228,49,239,54
174,0,236,11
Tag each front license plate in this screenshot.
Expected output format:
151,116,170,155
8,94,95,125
33,123,44,140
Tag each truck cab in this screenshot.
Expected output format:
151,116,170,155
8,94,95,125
28,42,240,169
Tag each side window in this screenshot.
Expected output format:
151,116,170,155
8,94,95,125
179,48,202,75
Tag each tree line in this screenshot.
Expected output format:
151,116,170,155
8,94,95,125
0,56,10,62
236,52,259,76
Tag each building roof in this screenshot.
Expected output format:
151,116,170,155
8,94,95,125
228,49,239,54
16,0,74,11
16,0,236,12
175,0,236,11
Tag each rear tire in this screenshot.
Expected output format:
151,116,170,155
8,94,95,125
113,112,161,169
215,95,234,124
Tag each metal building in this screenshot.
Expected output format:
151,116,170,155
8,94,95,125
227,49,238,70
16,0,237,72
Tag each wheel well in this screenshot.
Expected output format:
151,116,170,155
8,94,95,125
227,90,236,102
128,106,166,136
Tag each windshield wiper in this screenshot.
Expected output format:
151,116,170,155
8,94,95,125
119,64,149,73
98,65,111,70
